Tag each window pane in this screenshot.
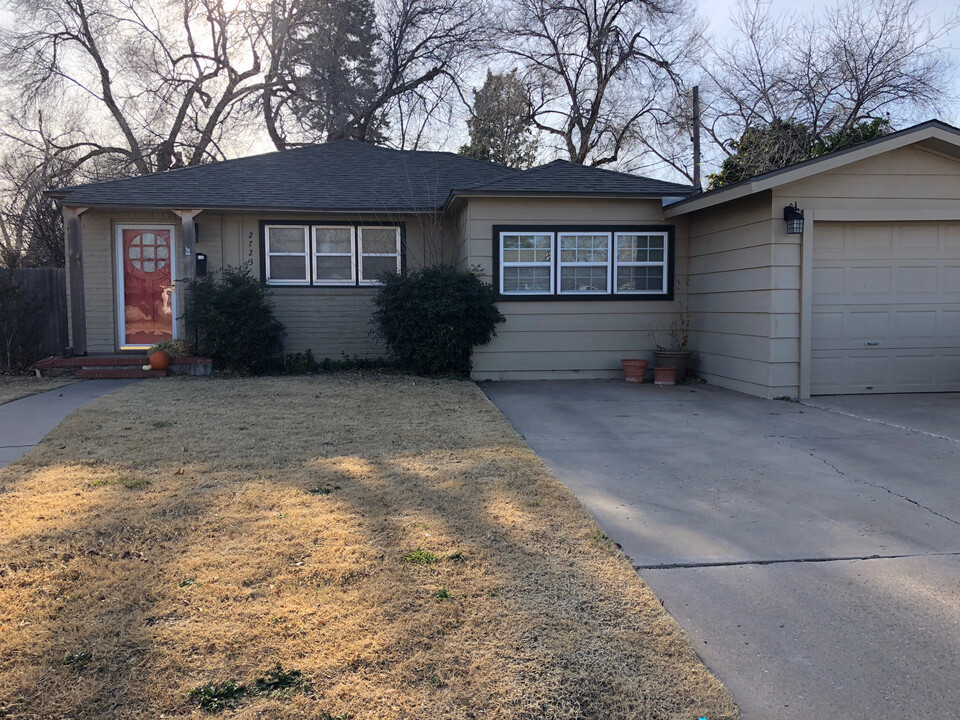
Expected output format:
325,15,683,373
618,266,664,292
617,234,665,262
361,228,399,254
503,234,551,262
315,227,352,254
503,266,551,293
362,255,399,279
268,227,307,253
560,266,607,292
316,256,353,280
560,234,609,263
269,255,307,280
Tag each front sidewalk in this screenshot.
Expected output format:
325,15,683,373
0,380,140,468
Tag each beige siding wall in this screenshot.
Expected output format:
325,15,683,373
77,208,438,359
685,192,800,398
776,145,960,212
465,197,688,380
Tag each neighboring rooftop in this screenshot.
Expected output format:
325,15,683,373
49,140,696,212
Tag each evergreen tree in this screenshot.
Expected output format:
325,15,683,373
460,70,538,168
289,0,384,142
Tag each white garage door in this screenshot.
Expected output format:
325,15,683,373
811,221,960,395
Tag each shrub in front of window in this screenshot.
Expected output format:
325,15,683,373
183,265,285,373
372,265,505,376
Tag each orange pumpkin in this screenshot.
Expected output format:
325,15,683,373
149,350,171,370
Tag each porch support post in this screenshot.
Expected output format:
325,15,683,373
64,206,88,355
173,209,202,341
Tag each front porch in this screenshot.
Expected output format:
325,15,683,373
35,354,212,379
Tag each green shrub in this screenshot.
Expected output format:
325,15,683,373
147,338,192,358
372,265,504,376
183,265,285,373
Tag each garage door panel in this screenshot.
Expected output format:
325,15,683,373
897,266,938,292
896,310,937,339
944,266,960,294
944,311,960,339
811,221,960,394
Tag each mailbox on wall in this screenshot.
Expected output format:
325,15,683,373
196,252,207,276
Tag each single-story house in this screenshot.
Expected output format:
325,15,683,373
48,119,960,398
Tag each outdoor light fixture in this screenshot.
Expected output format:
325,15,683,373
783,202,805,235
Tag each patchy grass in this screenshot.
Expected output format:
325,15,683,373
0,376,737,719
0,375,73,405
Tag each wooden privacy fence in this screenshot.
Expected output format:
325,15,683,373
0,267,68,371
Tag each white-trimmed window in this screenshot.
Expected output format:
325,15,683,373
500,232,554,295
558,232,611,294
358,226,401,284
265,225,310,285
313,225,356,285
614,232,668,294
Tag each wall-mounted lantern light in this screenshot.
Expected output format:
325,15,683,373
783,202,805,235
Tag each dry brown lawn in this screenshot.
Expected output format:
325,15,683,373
0,375,737,720
0,376,73,405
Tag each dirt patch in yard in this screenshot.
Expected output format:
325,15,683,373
0,375,73,405
0,375,737,719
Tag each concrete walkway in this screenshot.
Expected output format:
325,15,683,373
0,380,139,468
483,380,960,720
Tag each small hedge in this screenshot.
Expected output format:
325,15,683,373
372,265,504,376
183,265,285,373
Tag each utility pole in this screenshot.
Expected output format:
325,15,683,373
692,85,702,190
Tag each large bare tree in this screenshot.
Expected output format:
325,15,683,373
498,0,703,170
0,132,73,267
702,0,959,167
0,0,268,177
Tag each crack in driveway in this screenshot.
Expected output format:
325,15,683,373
635,550,960,570
805,448,960,528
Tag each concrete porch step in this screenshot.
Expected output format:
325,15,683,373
36,354,212,376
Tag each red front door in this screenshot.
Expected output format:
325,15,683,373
121,228,174,346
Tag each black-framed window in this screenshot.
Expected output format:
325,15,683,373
493,224,674,301
261,221,404,287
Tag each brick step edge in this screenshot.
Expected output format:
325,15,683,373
76,369,169,379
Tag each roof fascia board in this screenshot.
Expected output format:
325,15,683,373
663,123,960,217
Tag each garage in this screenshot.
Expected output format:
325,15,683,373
810,221,960,394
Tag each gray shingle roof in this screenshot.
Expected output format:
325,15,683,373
453,159,695,197
52,140,519,212
51,141,696,211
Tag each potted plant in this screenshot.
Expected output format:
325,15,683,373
647,303,693,381
652,366,677,385
620,358,649,383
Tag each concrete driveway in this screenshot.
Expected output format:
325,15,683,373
483,381,960,720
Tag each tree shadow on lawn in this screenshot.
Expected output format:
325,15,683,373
0,376,737,719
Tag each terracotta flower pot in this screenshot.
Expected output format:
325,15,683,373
620,358,649,383
149,350,171,371
652,366,677,386
652,350,692,381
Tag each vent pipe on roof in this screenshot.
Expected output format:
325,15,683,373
692,85,702,190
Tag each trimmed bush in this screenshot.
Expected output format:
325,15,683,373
183,265,285,373
372,265,504,376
